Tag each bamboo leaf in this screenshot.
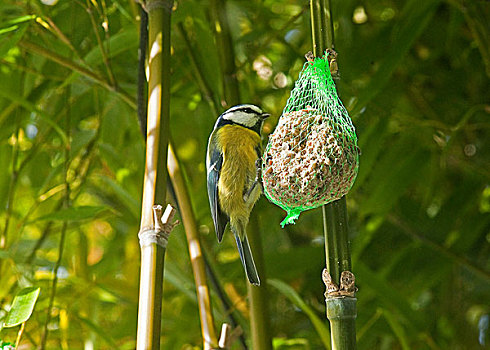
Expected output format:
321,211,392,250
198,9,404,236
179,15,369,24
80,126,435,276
268,279,331,350
74,314,119,349
0,25,19,35
84,27,138,66
352,118,388,190
356,262,423,328
351,0,441,115
2,287,40,328
0,15,35,37
3,15,36,26
382,308,411,350
97,175,140,219
32,205,110,222
0,23,27,58
361,138,430,216
0,88,68,144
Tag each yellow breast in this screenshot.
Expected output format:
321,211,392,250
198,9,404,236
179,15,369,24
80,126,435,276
216,125,262,223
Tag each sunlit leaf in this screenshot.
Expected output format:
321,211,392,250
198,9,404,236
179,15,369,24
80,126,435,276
0,23,27,58
3,287,40,328
84,27,138,66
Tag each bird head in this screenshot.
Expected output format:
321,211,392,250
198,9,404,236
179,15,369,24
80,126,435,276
218,104,270,133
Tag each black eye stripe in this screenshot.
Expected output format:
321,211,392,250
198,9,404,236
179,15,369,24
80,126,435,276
227,106,260,115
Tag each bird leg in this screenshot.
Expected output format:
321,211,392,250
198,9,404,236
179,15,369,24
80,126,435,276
243,159,263,203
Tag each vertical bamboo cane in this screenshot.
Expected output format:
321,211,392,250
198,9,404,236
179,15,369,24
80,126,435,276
137,7,149,136
247,214,272,350
167,145,219,350
174,20,249,349
209,0,240,107
323,199,357,350
310,0,357,349
137,12,231,348
136,1,173,349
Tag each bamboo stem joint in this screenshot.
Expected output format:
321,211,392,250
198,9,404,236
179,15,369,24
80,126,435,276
216,323,242,350
138,0,173,12
322,269,357,298
326,297,357,350
138,204,179,248
323,269,358,350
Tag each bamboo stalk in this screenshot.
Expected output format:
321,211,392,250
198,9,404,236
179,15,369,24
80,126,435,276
39,222,68,350
323,198,356,350
309,0,357,349
202,249,248,350
176,22,219,115
327,297,357,349
136,1,173,349
209,0,240,107
136,9,225,348
310,0,324,57
321,0,335,50
137,7,149,135
15,322,26,349
167,145,219,350
85,0,117,87
247,213,272,350
324,198,351,282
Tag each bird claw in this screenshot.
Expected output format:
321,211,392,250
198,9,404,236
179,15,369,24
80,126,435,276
243,159,263,203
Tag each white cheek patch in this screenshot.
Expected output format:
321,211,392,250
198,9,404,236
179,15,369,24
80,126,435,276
223,111,257,127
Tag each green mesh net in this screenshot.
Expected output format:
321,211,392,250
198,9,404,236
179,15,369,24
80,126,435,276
262,52,359,226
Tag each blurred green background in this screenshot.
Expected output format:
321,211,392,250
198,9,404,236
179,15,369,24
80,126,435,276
0,0,488,349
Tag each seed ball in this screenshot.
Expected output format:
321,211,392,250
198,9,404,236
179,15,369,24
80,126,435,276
262,109,358,209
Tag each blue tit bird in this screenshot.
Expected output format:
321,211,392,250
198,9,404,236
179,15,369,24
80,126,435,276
206,104,270,285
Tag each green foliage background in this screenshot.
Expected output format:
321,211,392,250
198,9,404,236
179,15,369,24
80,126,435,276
0,0,488,349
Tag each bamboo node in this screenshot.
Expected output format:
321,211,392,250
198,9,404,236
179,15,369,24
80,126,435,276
138,204,179,248
218,323,231,349
305,51,315,62
140,0,173,13
322,268,339,295
339,271,357,296
323,269,357,297
326,48,339,77
216,323,242,349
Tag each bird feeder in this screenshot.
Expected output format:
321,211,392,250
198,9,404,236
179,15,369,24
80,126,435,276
262,52,359,226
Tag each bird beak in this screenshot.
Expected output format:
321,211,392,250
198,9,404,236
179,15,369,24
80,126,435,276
261,113,270,119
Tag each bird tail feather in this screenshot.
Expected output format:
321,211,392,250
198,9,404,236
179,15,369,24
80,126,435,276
233,228,260,286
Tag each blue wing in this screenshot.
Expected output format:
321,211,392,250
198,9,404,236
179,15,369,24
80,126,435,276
207,143,229,242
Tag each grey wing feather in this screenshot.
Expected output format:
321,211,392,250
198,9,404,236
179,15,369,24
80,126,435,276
207,146,229,242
